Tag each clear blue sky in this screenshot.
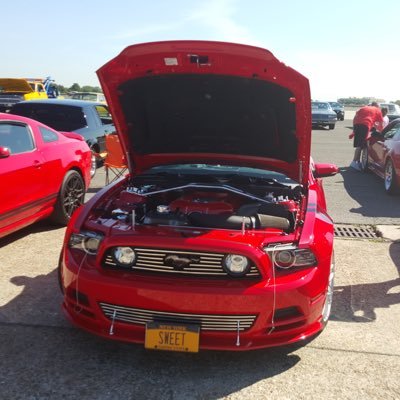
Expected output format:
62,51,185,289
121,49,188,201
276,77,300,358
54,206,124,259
3,0,400,101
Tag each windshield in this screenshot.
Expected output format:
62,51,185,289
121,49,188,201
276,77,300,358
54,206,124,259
144,164,298,185
11,103,87,131
382,104,400,114
329,102,342,108
312,102,331,110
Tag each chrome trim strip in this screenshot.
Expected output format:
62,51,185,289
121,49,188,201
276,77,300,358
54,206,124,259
99,302,257,331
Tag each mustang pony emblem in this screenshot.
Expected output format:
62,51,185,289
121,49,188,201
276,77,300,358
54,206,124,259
164,255,199,270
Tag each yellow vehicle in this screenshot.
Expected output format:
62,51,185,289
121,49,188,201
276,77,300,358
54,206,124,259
0,78,48,112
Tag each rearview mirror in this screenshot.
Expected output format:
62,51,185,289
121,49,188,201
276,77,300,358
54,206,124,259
0,146,11,158
314,163,338,178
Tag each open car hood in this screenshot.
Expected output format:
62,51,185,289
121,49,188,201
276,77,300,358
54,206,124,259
97,41,311,185
0,78,33,93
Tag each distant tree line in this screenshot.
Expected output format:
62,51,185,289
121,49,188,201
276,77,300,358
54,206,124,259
338,97,400,106
54,83,103,94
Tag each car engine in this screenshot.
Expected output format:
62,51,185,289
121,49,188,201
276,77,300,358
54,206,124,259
91,174,304,234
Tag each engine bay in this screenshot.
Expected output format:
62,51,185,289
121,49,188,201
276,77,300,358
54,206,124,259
91,171,305,233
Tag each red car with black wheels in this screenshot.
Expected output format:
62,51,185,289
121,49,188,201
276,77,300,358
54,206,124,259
59,41,338,352
0,113,92,239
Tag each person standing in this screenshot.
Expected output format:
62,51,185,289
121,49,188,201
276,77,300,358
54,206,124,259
376,107,389,132
350,102,383,170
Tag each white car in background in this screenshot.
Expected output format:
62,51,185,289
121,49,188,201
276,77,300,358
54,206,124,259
71,92,106,103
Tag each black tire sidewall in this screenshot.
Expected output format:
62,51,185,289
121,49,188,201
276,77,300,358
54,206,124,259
360,146,369,172
51,170,84,225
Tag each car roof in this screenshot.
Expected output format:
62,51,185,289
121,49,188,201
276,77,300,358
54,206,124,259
72,92,103,95
16,99,106,107
0,111,59,130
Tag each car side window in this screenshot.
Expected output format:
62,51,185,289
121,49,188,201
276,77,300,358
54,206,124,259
0,123,35,154
39,127,59,143
95,105,113,125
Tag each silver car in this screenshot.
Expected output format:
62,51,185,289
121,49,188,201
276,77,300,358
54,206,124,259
312,101,337,130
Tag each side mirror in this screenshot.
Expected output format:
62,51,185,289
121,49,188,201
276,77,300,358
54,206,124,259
0,146,11,158
314,163,338,178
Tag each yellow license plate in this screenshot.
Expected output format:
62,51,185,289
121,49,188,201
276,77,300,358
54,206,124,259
145,322,200,353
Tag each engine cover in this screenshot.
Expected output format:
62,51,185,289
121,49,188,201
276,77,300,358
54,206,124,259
168,192,236,214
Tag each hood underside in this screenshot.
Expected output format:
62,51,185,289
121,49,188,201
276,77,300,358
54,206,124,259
97,41,311,185
0,79,33,94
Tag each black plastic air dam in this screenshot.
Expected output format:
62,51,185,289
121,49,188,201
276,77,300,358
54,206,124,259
188,212,290,231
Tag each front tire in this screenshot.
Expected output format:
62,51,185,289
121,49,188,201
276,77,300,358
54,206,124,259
328,124,335,130
360,146,369,172
51,170,85,225
57,251,64,294
384,159,399,195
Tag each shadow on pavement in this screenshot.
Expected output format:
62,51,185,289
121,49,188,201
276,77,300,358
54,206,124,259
331,242,400,322
86,186,103,194
339,167,400,218
0,267,303,399
0,221,61,248
0,269,65,326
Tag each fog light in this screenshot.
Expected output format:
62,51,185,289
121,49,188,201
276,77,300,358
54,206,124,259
113,247,136,267
223,254,250,276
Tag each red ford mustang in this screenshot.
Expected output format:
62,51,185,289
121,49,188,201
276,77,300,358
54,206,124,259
0,113,92,239
360,118,400,194
59,41,338,352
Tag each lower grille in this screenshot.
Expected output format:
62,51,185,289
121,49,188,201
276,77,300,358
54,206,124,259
103,248,260,278
99,302,257,331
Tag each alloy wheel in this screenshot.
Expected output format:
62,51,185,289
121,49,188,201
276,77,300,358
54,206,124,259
385,161,393,192
62,174,85,218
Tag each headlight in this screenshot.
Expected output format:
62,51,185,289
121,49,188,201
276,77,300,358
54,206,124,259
274,249,296,269
113,247,136,267
222,254,250,276
265,245,317,270
69,231,103,255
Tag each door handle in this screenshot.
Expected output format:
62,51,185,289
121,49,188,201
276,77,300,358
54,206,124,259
33,160,43,168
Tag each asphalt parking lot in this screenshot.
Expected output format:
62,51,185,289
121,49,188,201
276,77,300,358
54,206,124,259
1,118,400,399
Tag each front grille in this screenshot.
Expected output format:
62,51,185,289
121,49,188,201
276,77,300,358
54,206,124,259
99,302,257,331
312,113,326,120
103,248,260,278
